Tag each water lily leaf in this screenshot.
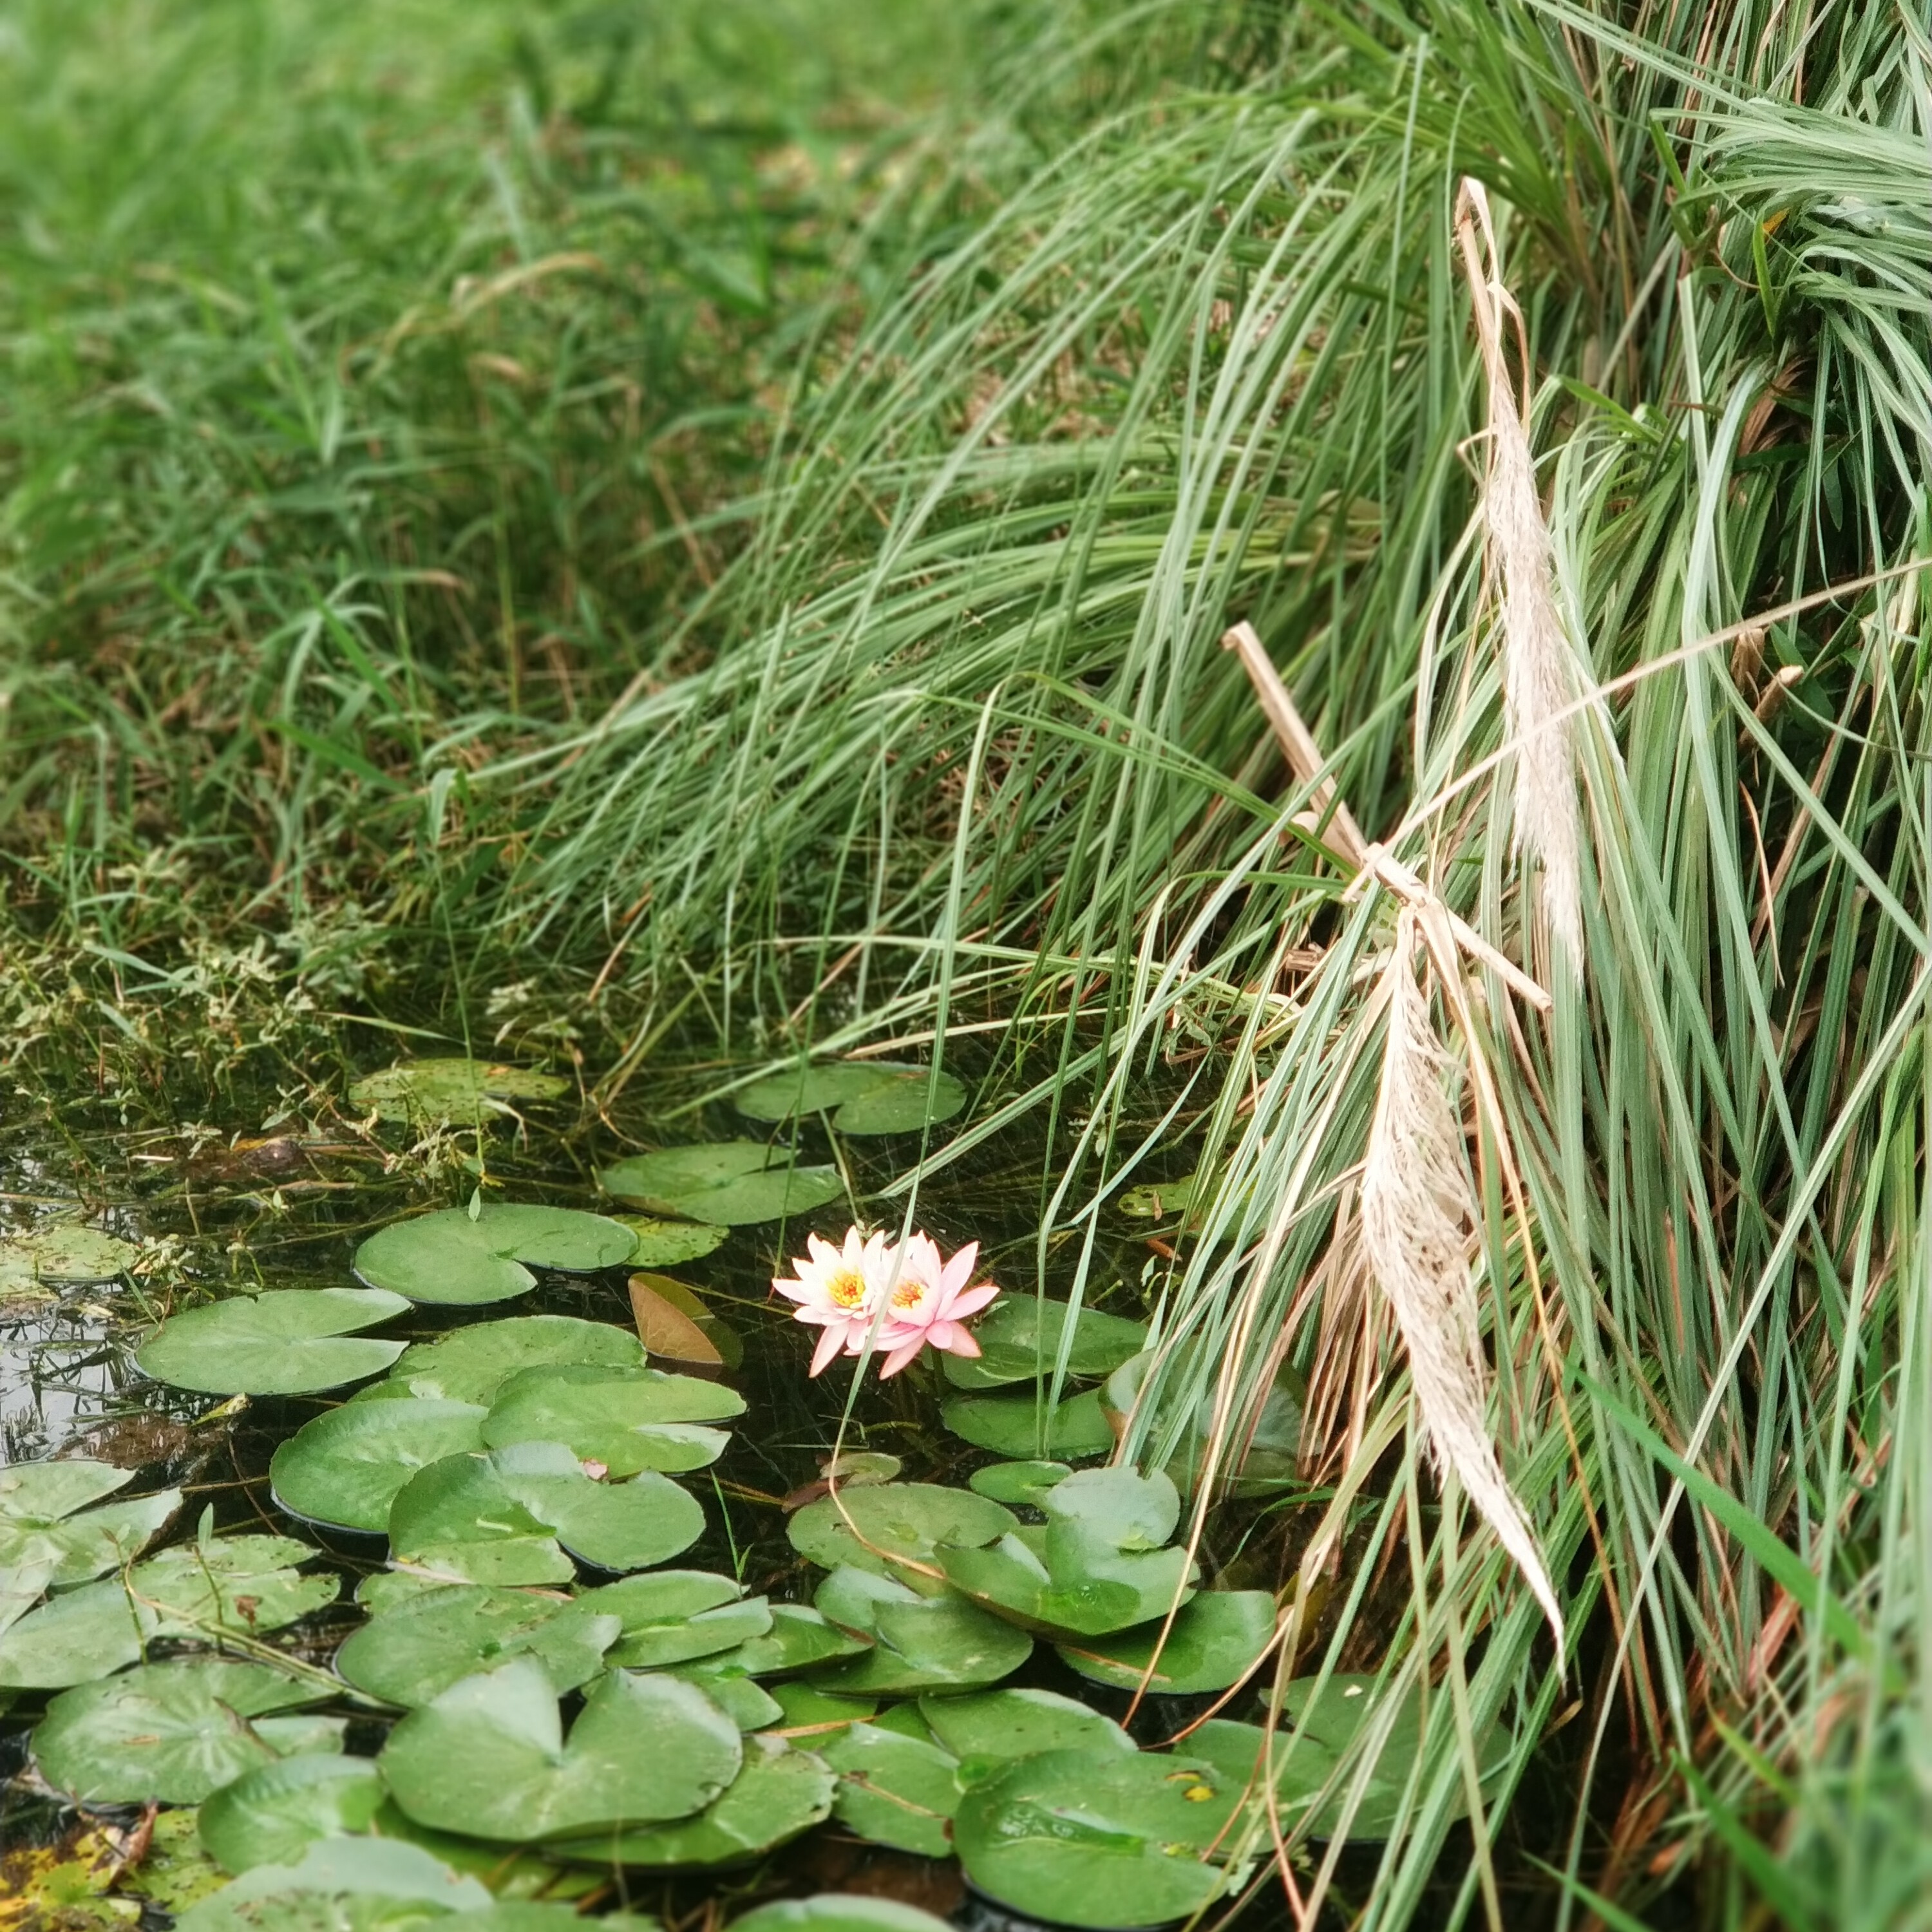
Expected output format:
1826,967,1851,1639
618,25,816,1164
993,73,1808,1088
388,1444,705,1582
377,1316,643,1406
613,1216,730,1267
788,1481,1016,1582
270,1401,488,1534
918,1687,1133,1776
940,1388,1113,1459
549,1735,834,1868
199,1754,389,1874
627,1273,734,1368
173,1837,493,1932
967,1461,1072,1508
813,1564,920,1635
335,1585,620,1707
481,1364,742,1477
354,1206,638,1307
952,1748,1243,1929
0,1461,180,1624
806,1593,1032,1698
594,1572,770,1669
730,1899,954,1932
822,1450,901,1486
0,1222,139,1285
1101,1349,1305,1491
0,1535,338,1689
598,1144,843,1226
379,1657,742,1842
733,1063,888,1120
766,1681,876,1738
669,1602,869,1679
138,1289,411,1396
664,1671,782,1731
33,1659,332,1804
1057,1591,1276,1695
736,1063,967,1137
822,1722,963,1857
941,1296,1147,1392
349,1059,569,1126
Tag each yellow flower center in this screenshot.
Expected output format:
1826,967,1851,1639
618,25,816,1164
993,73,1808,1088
891,1278,928,1311
827,1268,869,1310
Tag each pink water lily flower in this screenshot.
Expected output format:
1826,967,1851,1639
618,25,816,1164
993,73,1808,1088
773,1227,893,1376
874,1233,1000,1378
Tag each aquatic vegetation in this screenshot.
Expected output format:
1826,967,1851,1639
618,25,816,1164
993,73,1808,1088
775,1227,999,1378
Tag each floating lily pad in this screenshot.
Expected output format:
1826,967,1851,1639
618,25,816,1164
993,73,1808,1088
766,1681,876,1738
1102,1347,1305,1490
270,1401,488,1535
941,1296,1147,1392
349,1059,569,1126
599,1144,843,1226
668,1672,783,1732
670,1603,869,1680
380,1657,742,1842
614,1216,731,1267
138,1289,412,1397
629,1273,737,1368
1057,1590,1276,1695
354,1206,639,1307
941,1388,1114,1459
813,1564,920,1635
198,1754,389,1874
33,1659,332,1804
0,1461,180,1628
551,1735,835,1868
952,1748,1243,1929
481,1365,742,1477
0,1534,338,1689
595,1573,770,1669
335,1585,621,1708
806,1593,1032,1699
823,1450,902,1487
175,1837,493,1932
388,1444,705,1583
822,1723,963,1857
377,1316,643,1406
0,1222,140,1285
735,1063,967,1137
967,1461,1072,1508
730,1900,954,1932
788,1482,1015,1582
919,1687,1133,1774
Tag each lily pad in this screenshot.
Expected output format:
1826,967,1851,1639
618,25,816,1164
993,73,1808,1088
0,1534,338,1689
550,1735,835,1868
0,1461,180,1627
335,1585,621,1707
349,1059,569,1126
174,1837,493,1932
481,1364,742,1477
0,1222,139,1285
918,1687,1133,1774
138,1289,412,1397
967,1461,1072,1508
199,1754,389,1874
388,1444,705,1583
1057,1591,1276,1695
594,1572,771,1669
379,1657,742,1842
667,1672,783,1732
353,1206,639,1307
270,1401,488,1534
806,1594,1032,1698
952,1747,1243,1929
766,1681,876,1738
629,1273,737,1368
735,1063,967,1137
941,1296,1148,1392
822,1723,963,1857
669,1603,869,1679
940,1388,1114,1459
788,1482,1016,1582
1102,1347,1305,1490
599,1143,843,1226
33,1659,332,1804
730,1900,954,1932
377,1316,643,1406
614,1216,730,1267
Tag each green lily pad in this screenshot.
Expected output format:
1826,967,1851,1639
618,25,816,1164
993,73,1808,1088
766,1681,876,1738
0,1461,180,1628
730,1900,954,1932
33,1659,332,1804
598,1143,844,1226
918,1687,1133,1774
806,1593,1032,1698
0,1534,338,1689
353,1206,639,1307
669,1603,869,1679
349,1059,569,1126
1057,1591,1276,1695
388,1444,705,1582
270,1401,488,1535
822,1450,902,1486
481,1365,743,1477
941,1388,1114,1459
665,1672,783,1732
174,1837,493,1932
953,1747,1243,1929
594,1573,770,1669
0,1222,140,1285
822,1723,963,1857
813,1564,921,1634
788,1481,1016,1582
613,1216,731,1267
335,1585,621,1707
199,1754,389,1874
1102,1348,1305,1490
735,1063,967,1137
138,1289,412,1397
550,1735,835,1868
379,1657,742,1842
377,1316,643,1406
967,1461,1072,1508
941,1296,1148,1392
